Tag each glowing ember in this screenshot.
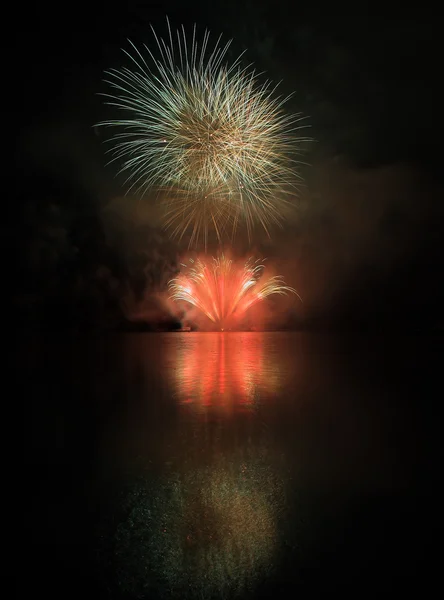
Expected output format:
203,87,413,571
168,254,300,330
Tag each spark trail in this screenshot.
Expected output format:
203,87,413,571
99,20,310,244
169,254,300,329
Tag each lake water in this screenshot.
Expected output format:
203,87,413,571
20,332,440,598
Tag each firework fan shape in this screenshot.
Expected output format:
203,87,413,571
169,254,301,329
99,20,310,245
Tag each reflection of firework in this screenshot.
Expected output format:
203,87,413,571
105,452,284,599
168,254,300,330
99,21,309,244
173,333,284,410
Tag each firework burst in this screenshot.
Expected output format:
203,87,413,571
99,20,310,245
168,254,300,329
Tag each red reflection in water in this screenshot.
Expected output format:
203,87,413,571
173,333,282,410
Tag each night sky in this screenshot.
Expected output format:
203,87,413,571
13,9,443,600
14,2,444,331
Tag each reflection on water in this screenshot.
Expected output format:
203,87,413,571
21,332,437,599
96,332,408,600
98,333,294,598
171,333,284,411
107,444,285,599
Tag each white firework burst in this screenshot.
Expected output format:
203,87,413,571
98,19,310,245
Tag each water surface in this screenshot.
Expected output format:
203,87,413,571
20,332,440,598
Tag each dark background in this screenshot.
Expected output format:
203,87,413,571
13,1,444,332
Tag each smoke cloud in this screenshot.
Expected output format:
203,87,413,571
15,107,443,332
